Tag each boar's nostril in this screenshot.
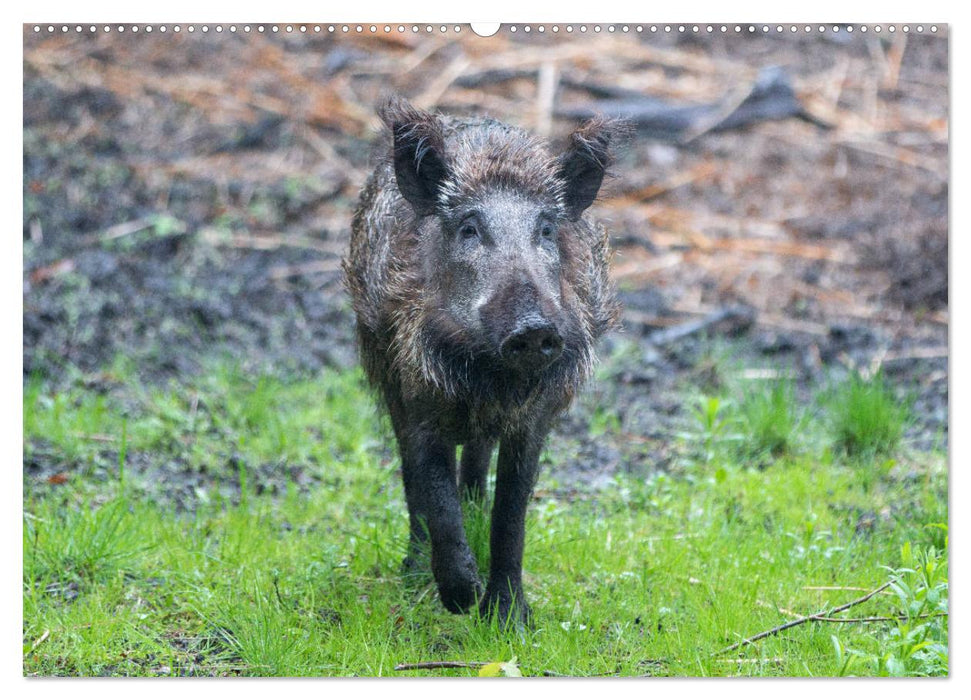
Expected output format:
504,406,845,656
501,323,564,370
507,337,530,355
539,335,561,355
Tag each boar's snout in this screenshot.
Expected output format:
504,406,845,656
479,271,566,373
500,315,564,371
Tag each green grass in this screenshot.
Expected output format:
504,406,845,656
739,379,802,458
827,372,909,457
22,357,947,677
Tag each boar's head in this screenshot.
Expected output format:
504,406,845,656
379,97,620,398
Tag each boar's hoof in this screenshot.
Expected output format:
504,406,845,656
435,559,483,613
437,576,483,614
478,588,533,628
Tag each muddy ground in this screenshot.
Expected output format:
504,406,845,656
23,25,948,498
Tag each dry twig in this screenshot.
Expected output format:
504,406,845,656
268,259,344,281
394,660,486,671
199,230,344,256
534,61,558,138
812,613,947,624
26,630,50,656
647,306,755,346
717,581,892,655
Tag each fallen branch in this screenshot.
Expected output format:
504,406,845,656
753,314,830,337
803,585,894,594
79,218,157,246
647,306,755,347
754,600,945,625
717,581,892,655
394,660,486,671
268,259,344,281
557,67,830,142
880,347,949,364
455,68,535,89
199,229,344,256
812,613,947,624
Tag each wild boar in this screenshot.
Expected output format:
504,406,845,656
344,96,621,625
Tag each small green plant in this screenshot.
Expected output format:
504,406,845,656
24,498,145,584
212,582,307,676
682,395,741,463
828,372,908,457
833,541,948,676
23,379,122,463
740,379,801,457
589,406,621,437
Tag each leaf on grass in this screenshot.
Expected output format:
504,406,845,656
479,657,522,677
46,473,69,485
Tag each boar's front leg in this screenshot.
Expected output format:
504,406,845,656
479,428,545,626
398,425,483,613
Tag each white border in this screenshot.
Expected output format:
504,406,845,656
7,1,962,697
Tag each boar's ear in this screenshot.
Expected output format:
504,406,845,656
557,117,622,221
379,96,449,217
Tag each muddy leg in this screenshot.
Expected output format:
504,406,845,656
387,403,430,577
479,430,544,626
397,426,482,613
459,438,495,501
399,469,431,579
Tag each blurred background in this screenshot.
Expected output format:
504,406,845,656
23,24,948,486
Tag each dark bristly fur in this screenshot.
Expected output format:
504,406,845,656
343,95,622,625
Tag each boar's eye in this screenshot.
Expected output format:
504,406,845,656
539,222,557,242
458,221,480,240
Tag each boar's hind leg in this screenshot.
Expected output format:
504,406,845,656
480,430,544,626
398,427,483,613
459,439,495,501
